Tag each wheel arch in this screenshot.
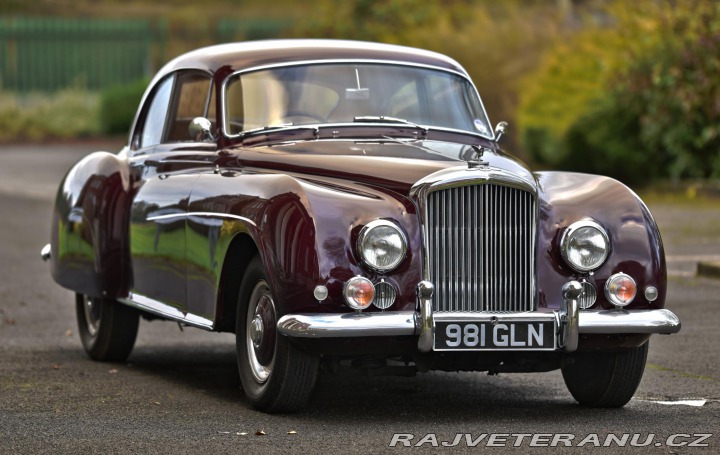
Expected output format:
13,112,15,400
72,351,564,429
214,232,259,332
50,151,132,298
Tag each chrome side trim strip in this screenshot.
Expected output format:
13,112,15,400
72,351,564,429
146,212,257,226
120,293,214,330
578,309,681,334
277,311,418,338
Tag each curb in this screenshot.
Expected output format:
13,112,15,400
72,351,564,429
697,262,720,279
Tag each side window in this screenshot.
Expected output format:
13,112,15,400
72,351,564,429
140,76,173,149
166,72,214,142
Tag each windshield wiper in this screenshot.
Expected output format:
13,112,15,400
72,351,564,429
240,123,294,136
240,123,319,139
353,116,428,138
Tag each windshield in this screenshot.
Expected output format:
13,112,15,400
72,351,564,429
224,63,492,138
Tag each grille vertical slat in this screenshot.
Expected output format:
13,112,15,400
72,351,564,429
427,184,535,313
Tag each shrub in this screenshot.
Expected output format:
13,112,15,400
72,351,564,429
560,97,660,185
0,90,100,142
518,1,720,184
99,79,148,135
562,1,720,183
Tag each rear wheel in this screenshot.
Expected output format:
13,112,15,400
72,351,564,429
562,342,648,408
236,256,319,412
76,294,139,362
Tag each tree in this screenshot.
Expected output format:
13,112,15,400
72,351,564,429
518,0,720,184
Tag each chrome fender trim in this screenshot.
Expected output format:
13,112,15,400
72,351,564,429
578,309,681,334
277,311,418,338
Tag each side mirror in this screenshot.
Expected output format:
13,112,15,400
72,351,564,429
189,117,215,142
494,121,508,143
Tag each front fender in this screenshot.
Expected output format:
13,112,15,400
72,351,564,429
50,150,131,298
190,170,422,320
259,176,423,317
536,172,666,311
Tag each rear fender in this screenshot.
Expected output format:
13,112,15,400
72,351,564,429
50,151,131,298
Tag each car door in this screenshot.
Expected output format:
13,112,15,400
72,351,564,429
127,70,217,325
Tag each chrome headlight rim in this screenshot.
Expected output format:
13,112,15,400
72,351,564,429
560,219,610,273
343,276,375,310
357,219,408,273
604,272,637,307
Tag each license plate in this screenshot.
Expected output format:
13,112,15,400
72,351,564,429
434,320,555,351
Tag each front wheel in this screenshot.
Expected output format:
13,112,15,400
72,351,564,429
236,256,319,413
76,294,139,362
562,342,648,408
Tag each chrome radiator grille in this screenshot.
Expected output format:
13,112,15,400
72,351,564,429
426,184,536,313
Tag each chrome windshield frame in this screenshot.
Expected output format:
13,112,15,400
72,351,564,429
220,59,495,142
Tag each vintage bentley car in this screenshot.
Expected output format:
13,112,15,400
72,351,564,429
44,40,681,412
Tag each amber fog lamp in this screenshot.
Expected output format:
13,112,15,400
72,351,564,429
344,277,375,310
357,220,407,272
605,273,637,307
560,220,610,272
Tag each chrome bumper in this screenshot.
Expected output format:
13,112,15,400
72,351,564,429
277,281,681,349
578,309,681,334
277,311,418,338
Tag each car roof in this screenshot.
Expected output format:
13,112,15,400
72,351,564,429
154,39,469,81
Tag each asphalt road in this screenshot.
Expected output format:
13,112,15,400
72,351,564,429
1,143,719,454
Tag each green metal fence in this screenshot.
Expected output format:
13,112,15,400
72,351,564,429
0,17,163,92
0,17,289,93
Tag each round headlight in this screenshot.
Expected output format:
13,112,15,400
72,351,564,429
357,220,407,272
560,220,610,272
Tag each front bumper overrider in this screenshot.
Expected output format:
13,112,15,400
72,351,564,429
276,281,681,352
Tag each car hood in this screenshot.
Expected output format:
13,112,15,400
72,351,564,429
232,139,536,196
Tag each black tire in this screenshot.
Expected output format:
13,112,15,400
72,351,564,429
562,342,649,408
236,256,319,413
76,294,139,362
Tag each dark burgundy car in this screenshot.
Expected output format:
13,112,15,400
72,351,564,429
43,40,680,412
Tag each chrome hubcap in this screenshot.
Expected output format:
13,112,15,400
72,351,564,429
83,295,101,337
250,316,264,348
246,281,276,384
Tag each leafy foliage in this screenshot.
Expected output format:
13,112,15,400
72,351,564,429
0,90,100,141
99,79,148,135
624,3,720,180
0,78,146,142
518,0,720,184
293,0,442,43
